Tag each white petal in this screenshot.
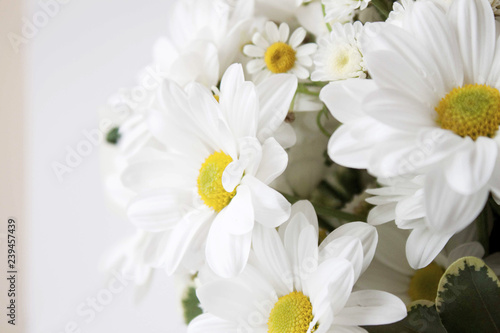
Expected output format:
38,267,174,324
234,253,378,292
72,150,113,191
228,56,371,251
318,236,364,282
319,222,378,278
196,280,261,323
279,22,290,42
255,137,288,184
447,241,485,265
252,32,270,49
205,218,252,278
247,58,266,74
127,189,183,231
320,79,378,124
219,64,259,139
445,137,498,195
252,224,294,295
257,74,298,142
244,175,291,227
289,27,306,48
305,257,354,317
243,44,265,57
406,227,453,269
296,43,318,57
367,203,396,226
448,0,496,84
284,212,318,291
265,21,280,42
334,290,406,326
164,209,211,275
425,168,489,235
214,185,254,235
187,314,237,333
291,64,310,79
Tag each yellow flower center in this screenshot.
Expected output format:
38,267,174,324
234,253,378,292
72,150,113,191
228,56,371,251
268,291,316,333
197,151,236,212
435,84,500,140
265,42,296,74
408,262,444,302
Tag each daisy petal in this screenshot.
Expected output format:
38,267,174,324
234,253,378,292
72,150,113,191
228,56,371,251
265,21,280,42
367,203,397,226
279,22,290,42
448,0,496,84
243,44,265,57
296,43,318,57
252,223,294,295
256,74,297,142
447,241,485,265
334,290,406,326
289,27,306,49
445,137,498,195
425,168,489,235
127,189,183,231
319,222,378,277
255,137,288,184
406,227,453,269
247,59,266,74
252,32,270,49
214,185,254,235
205,219,252,278
187,314,237,333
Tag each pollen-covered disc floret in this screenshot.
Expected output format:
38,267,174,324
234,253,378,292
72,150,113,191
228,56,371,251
408,262,444,302
197,151,236,212
435,84,500,140
268,291,315,333
265,42,297,74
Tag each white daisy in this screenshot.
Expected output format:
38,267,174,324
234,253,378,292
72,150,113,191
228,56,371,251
122,64,297,278
356,222,489,304
243,22,317,82
322,0,371,23
321,0,500,267
311,21,367,82
188,201,406,333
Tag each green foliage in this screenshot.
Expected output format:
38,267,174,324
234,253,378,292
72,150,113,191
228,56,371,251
365,257,500,333
436,257,500,332
182,286,203,324
106,126,121,144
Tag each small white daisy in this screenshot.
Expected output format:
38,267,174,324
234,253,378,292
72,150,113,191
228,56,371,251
243,22,317,82
188,201,406,333
322,0,371,23
311,21,367,82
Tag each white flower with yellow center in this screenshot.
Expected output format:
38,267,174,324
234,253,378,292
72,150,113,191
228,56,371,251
188,201,406,333
322,0,371,23
243,22,317,83
321,0,500,268
311,21,367,82
122,64,297,278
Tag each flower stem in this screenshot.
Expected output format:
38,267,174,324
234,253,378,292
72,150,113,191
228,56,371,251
316,106,332,137
281,192,364,222
321,4,332,32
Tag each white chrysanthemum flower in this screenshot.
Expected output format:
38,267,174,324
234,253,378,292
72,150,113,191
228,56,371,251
188,201,406,333
322,0,371,23
122,64,297,278
311,21,367,82
356,222,490,304
321,0,500,268
243,22,317,82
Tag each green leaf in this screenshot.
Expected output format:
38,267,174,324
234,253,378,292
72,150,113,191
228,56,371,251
182,286,203,324
436,256,500,333
106,126,121,144
364,300,446,333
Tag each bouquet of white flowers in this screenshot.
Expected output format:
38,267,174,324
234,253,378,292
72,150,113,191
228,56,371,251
100,0,500,331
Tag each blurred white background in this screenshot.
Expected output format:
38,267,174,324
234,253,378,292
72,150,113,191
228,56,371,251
26,0,186,331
